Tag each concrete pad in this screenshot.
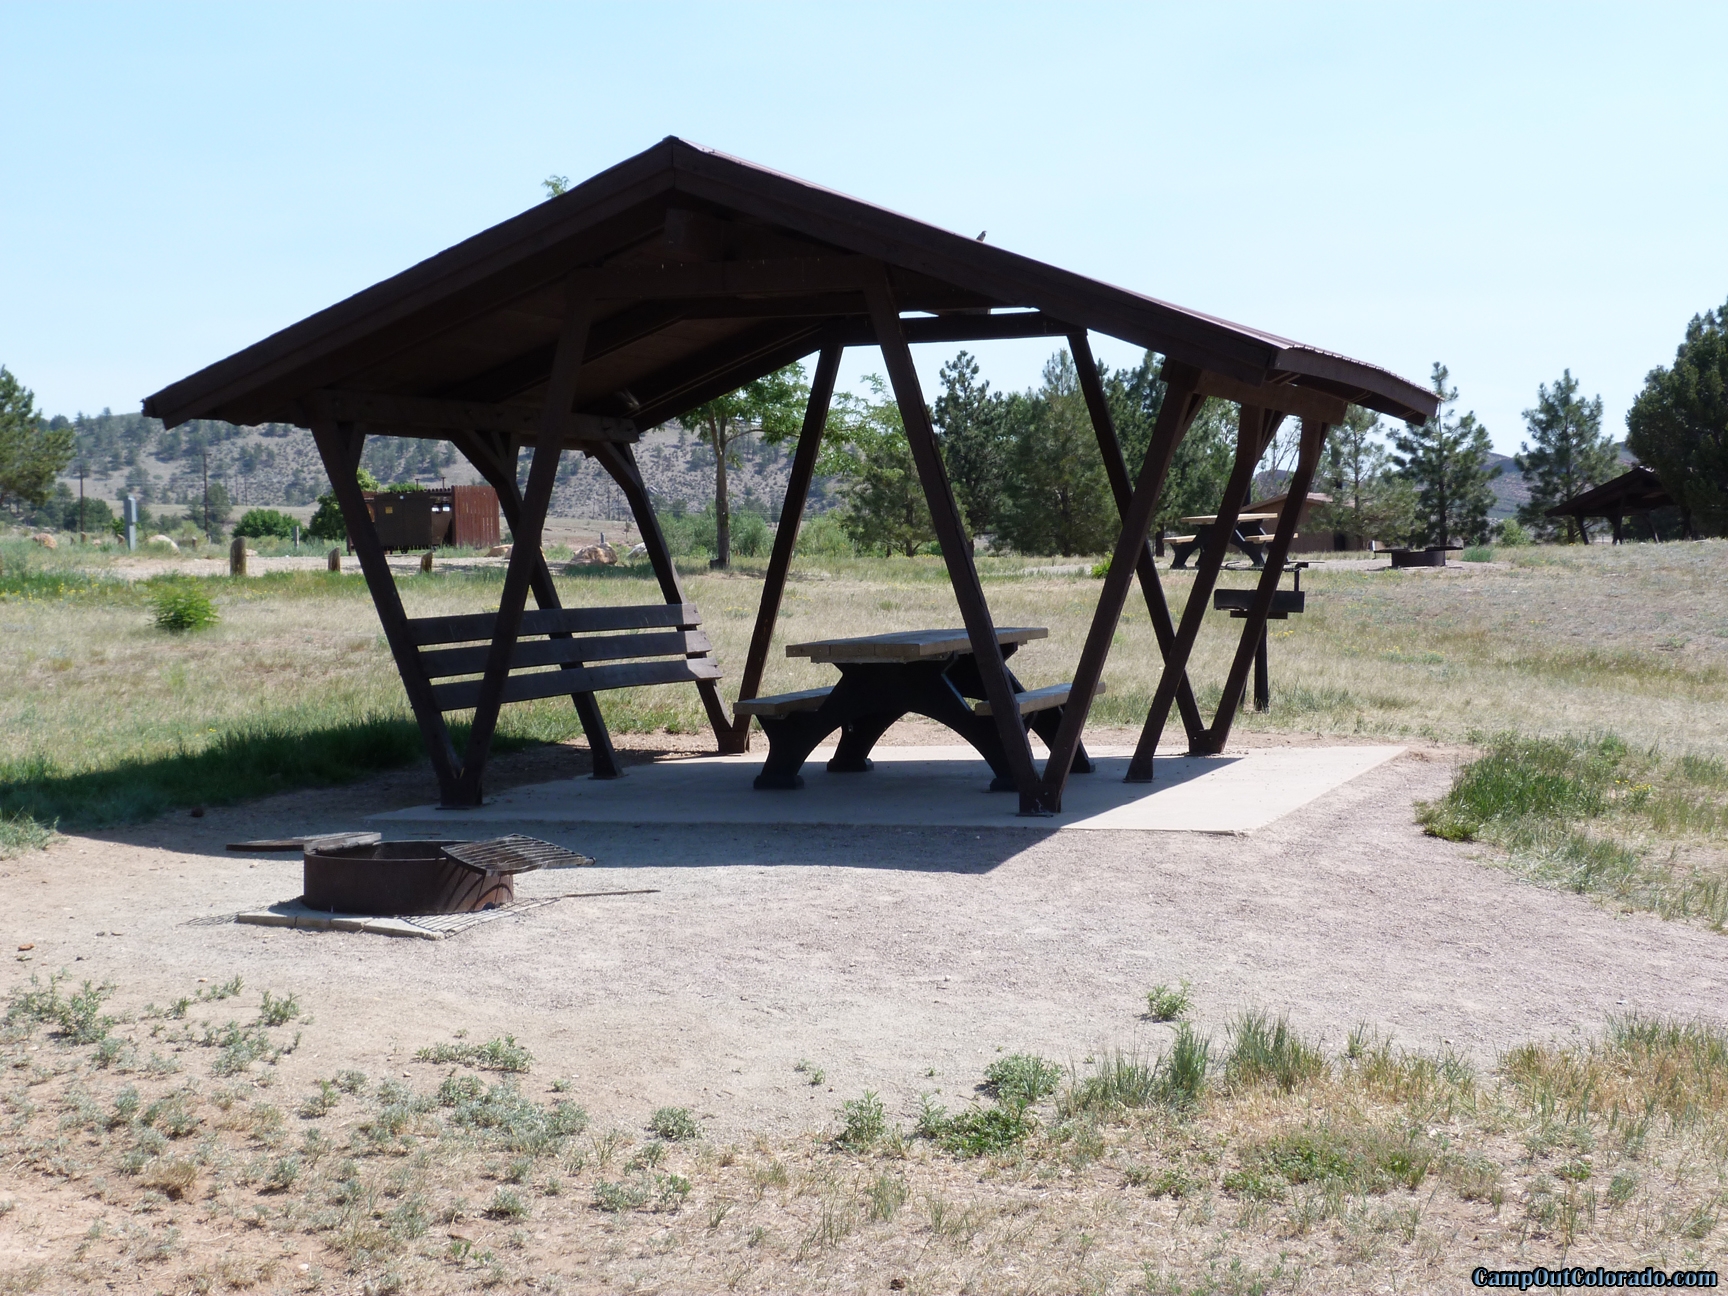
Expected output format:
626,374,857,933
371,744,1404,835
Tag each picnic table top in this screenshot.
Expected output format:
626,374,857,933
787,626,1047,663
1179,513,1279,525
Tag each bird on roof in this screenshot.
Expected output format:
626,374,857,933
976,231,986,241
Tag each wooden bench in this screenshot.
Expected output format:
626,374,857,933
405,602,719,712
733,686,833,718
972,680,1106,716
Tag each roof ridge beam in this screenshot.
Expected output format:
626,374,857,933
301,390,638,442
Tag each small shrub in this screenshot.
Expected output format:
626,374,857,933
648,1106,700,1141
143,1156,200,1199
834,1092,886,1152
592,1180,650,1213
981,1053,1061,1108
264,1156,301,1192
333,1070,367,1094
257,990,300,1027
1461,545,1495,562
149,580,218,632
1145,981,1192,1022
486,1188,528,1220
231,509,297,540
414,1035,533,1073
935,1104,1033,1157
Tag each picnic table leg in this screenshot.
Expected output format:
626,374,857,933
1254,627,1270,712
828,714,899,772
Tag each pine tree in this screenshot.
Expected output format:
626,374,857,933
1390,364,1498,546
1310,405,1415,545
1626,297,1728,537
0,367,75,514
932,351,1008,536
994,352,1115,557
1515,370,1617,542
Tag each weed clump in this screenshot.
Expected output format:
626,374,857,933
834,1092,886,1152
649,1107,700,1142
1223,1012,1327,1092
413,1035,534,1073
1145,981,1192,1022
4,970,115,1044
981,1053,1061,1107
148,579,218,632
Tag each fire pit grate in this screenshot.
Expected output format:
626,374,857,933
443,835,594,874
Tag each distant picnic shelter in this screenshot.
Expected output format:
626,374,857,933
144,138,1437,814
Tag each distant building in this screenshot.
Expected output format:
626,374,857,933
1243,491,1368,553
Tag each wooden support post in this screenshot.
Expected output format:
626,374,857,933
729,343,842,753
453,289,594,804
591,440,734,747
1205,416,1328,751
1040,365,1205,808
864,277,1045,814
1254,628,1270,712
327,548,340,572
229,536,247,577
1068,333,1205,746
452,429,621,779
308,419,462,801
1126,403,1283,781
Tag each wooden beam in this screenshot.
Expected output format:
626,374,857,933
308,419,462,800
1126,405,1284,782
573,256,877,300
450,428,621,778
307,390,637,442
728,343,842,753
589,440,735,747
453,288,594,804
1191,370,1348,427
1068,332,1206,746
1203,416,1330,752
1038,365,1205,808
865,274,1046,815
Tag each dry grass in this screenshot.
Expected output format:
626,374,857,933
5,978,1727,1294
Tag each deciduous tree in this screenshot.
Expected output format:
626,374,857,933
819,376,933,557
994,352,1114,557
1310,406,1416,546
682,364,809,568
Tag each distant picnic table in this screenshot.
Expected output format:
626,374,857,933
734,627,1100,791
1169,513,1280,569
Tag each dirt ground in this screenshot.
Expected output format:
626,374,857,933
7,727,1724,1143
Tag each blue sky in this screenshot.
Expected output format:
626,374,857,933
4,2,1724,454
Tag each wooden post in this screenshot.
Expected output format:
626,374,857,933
864,276,1045,814
451,429,621,779
309,419,462,801
1068,333,1206,746
327,548,341,572
591,440,734,747
229,536,247,577
454,289,593,804
420,550,434,573
1126,404,1283,781
728,343,842,753
1039,364,1205,808
1205,416,1328,750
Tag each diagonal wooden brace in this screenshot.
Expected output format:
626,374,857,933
1068,333,1206,746
1039,365,1204,808
864,275,1046,814
1203,416,1331,751
307,418,462,801
453,289,594,804
729,342,843,753
1126,402,1284,781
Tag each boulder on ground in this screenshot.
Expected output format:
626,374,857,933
147,534,180,552
627,542,648,559
487,544,513,558
30,532,56,549
566,543,617,568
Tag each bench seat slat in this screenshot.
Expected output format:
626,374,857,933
433,656,722,712
733,686,834,718
971,680,1106,717
420,629,712,680
407,602,701,647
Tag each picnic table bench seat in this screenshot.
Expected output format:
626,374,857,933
732,686,833,718
405,602,718,712
971,679,1106,716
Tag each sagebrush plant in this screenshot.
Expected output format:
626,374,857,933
649,1107,700,1142
981,1053,1062,1107
834,1092,886,1151
148,579,218,632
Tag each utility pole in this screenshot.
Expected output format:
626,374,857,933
77,466,85,544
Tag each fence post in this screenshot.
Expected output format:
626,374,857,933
230,536,248,577
327,548,341,572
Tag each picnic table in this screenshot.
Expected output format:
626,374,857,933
1168,513,1280,569
734,627,1101,791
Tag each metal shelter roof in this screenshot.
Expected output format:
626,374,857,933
143,137,1439,437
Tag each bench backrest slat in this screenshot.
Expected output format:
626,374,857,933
420,629,712,680
407,602,701,647
432,656,722,712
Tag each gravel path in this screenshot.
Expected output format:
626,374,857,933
5,738,1723,1138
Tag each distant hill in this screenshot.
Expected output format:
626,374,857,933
49,410,831,522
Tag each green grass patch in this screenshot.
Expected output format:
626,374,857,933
1223,1012,1327,1093
1417,734,1625,841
